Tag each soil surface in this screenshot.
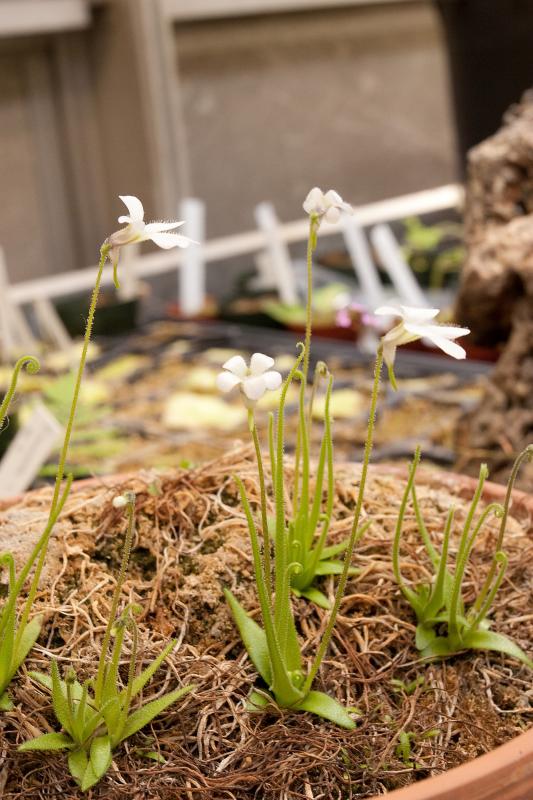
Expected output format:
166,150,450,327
0,450,531,799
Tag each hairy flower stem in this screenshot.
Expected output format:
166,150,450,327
303,215,319,387
13,244,110,650
0,355,40,433
249,409,272,594
304,345,383,692
94,493,136,706
471,444,533,618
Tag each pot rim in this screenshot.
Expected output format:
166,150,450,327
1,463,531,799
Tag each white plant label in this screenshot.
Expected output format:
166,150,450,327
0,402,63,498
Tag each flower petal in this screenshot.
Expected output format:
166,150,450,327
262,370,282,390
144,221,185,233
119,195,144,222
426,324,470,340
216,372,242,393
222,355,248,377
374,305,402,317
303,187,325,215
250,352,274,375
242,376,267,401
400,306,440,323
324,206,341,224
118,215,132,224
382,340,397,368
325,189,343,206
149,232,193,249
426,335,467,359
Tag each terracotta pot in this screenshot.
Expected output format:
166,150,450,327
1,466,531,798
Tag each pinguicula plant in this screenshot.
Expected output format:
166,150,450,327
1,196,192,779
216,188,376,728
393,445,533,668
20,492,194,791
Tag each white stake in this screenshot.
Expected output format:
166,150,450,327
341,216,386,309
370,223,428,307
0,402,63,498
179,197,206,316
254,202,298,305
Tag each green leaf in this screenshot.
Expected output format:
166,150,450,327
415,623,437,651
90,735,112,780
83,699,117,742
19,732,74,752
420,637,455,660
80,760,101,792
314,560,357,576
245,689,271,712
119,685,193,743
294,690,356,730
68,748,88,783
51,661,72,734
297,586,331,609
144,750,166,764
123,640,176,701
0,692,13,711
463,630,533,669
100,697,122,739
29,671,84,701
224,589,272,684
13,616,42,673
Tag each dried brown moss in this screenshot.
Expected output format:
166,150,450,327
0,448,531,799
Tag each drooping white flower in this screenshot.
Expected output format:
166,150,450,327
303,187,352,224
107,195,194,273
216,353,282,407
374,305,470,378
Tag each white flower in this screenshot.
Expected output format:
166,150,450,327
107,195,194,269
374,305,470,370
303,187,352,224
216,353,282,407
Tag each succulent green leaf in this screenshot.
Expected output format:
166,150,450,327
101,697,122,737
124,640,176,701
51,661,72,734
245,689,271,712
13,616,42,672
90,735,112,779
68,748,89,783
415,623,437,651
119,685,193,743
420,637,455,660
29,671,85,701
80,760,101,792
224,589,272,684
314,560,354,576
463,629,533,669
297,586,331,609
0,692,13,710
19,732,74,752
295,690,356,730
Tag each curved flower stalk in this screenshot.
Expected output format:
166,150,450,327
393,446,533,668
374,304,470,390
0,196,193,710
19,493,193,791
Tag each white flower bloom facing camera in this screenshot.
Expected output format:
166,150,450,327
374,304,470,388
303,187,352,224
107,195,194,281
217,353,282,408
